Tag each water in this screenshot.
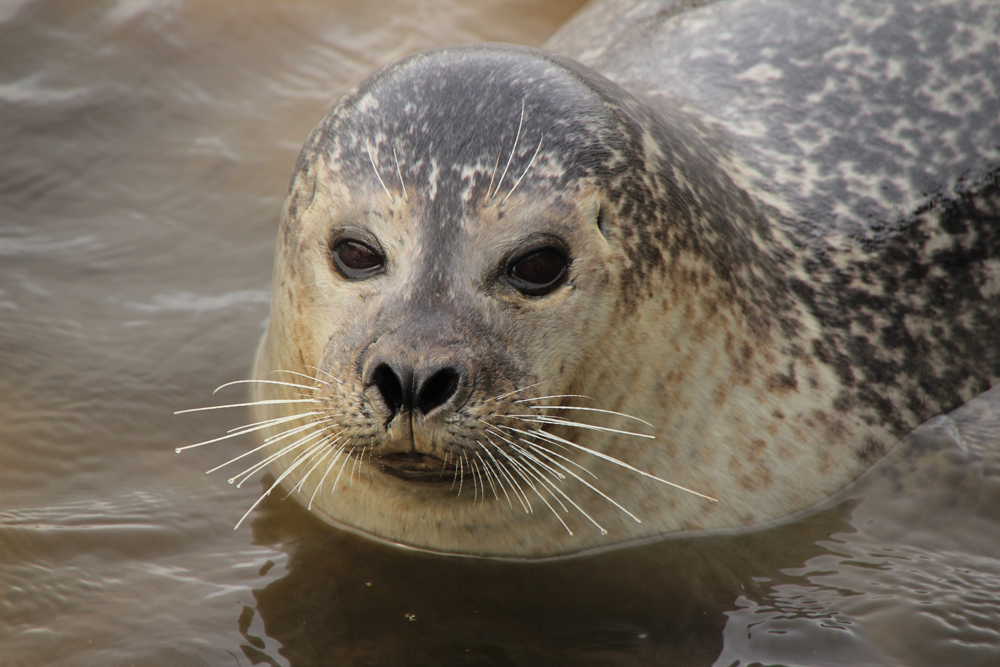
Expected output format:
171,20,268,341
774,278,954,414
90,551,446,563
1,0,999,665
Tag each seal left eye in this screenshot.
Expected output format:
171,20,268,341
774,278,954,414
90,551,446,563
332,240,384,279
507,247,568,296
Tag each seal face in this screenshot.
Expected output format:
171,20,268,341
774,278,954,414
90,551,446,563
231,1,1000,559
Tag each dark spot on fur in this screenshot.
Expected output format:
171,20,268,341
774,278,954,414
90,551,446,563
856,437,887,465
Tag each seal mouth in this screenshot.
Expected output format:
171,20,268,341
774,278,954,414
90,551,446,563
377,452,455,484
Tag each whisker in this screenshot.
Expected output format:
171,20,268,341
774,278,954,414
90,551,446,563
484,426,554,510
228,410,334,435
511,425,718,502
218,418,338,477
500,133,543,205
491,97,525,200
282,437,339,499
308,442,348,509
514,394,591,404
234,440,324,530
366,445,375,484
481,436,531,512
204,421,334,475
486,145,503,200
289,434,343,497
392,145,408,202
505,455,573,535
528,442,640,524
350,444,364,482
262,415,339,445
229,427,331,486
469,451,483,503
174,398,319,415
212,379,319,395
518,453,607,534
515,415,655,440
489,423,616,532
330,442,356,493
366,138,393,201
274,369,331,387
176,411,322,452
502,425,593,477
519,405,653,428
475,450,504,505
304,365,344,385
491,382,542,403
514,455,569,512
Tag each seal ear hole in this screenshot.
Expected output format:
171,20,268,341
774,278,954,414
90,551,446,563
331,239,384,280
597,205,609,239
506,247,569,297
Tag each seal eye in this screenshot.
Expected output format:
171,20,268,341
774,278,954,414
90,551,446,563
507,247,568,296
332,240,383,279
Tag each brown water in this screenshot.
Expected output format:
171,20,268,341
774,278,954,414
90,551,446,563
2,1,1000,665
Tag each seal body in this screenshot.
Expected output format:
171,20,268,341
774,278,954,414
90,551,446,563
250,0,1000,558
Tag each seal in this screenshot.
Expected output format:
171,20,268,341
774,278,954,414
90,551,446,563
184,0,1000,559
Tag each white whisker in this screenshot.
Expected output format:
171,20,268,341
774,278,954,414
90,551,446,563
505,454,573,534
492,97,525,200
174,398,319,415
514,394,591,404
234,438,324,530
304,365,344,385
500,133,543,205
274,369,331,387
308,443,348,509
516,415,655,439
282,437,339,499
176,411,322,452
229,426,330,486
213,379,318,395
228,410,333,435
392,145,408,202
484,427,552,509
491,382,542,403
475,451,502,502
289,434,342,497
481,436,530,512
262,415,338,445
366,138,393,201
330,442,356,493
509,425,718,502
520,405,653,428
486,145,503,200
518,453,606,534
529,442,640,524
502,425,591,476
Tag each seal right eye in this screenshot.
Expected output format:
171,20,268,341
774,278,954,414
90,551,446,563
332,240,384,279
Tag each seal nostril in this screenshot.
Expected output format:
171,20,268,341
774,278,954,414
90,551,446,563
416,367,460,415
373,363,405,419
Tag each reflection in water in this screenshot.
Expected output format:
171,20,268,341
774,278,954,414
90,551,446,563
244,485,847,665
1,0,999,665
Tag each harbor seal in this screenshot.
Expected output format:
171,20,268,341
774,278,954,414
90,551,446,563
187,0,1000,558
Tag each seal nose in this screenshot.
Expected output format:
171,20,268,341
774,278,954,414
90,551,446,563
368,360,465,420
